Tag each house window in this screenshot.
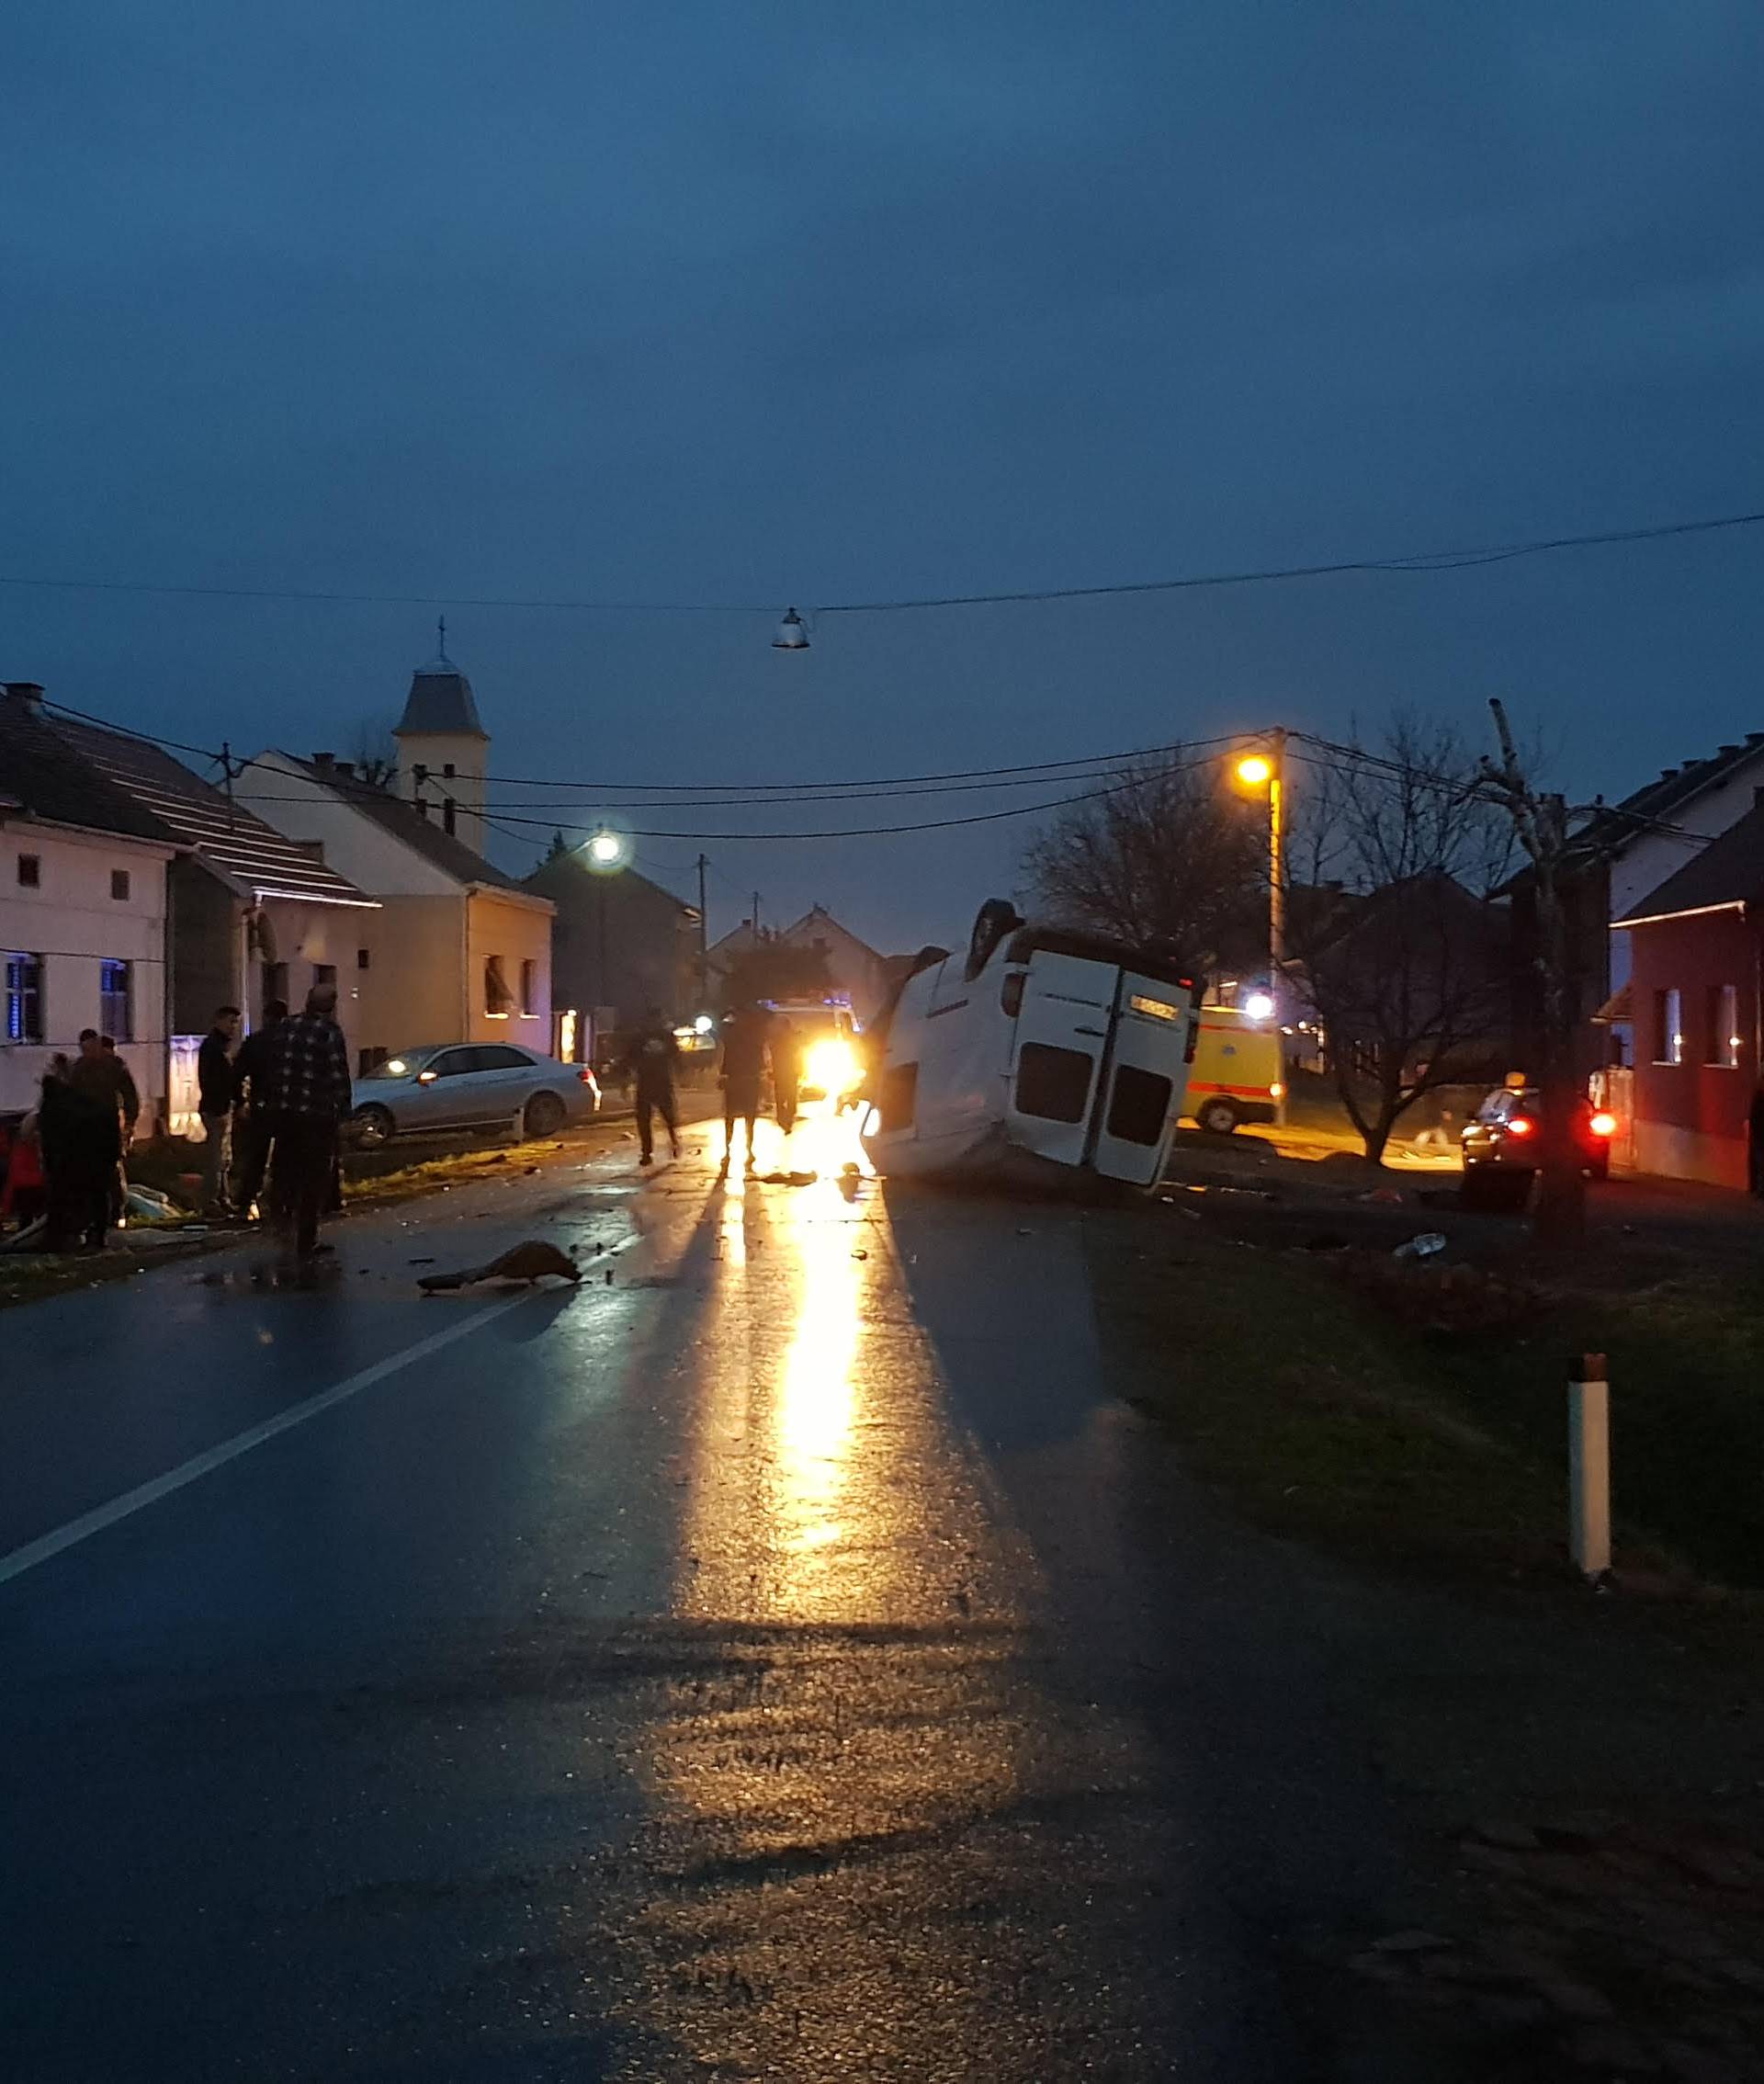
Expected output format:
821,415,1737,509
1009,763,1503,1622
442,762,456,779
356,947,370,970
110,868,131,900
443,798,457,836
484,955,514,1018
1706,982,1742,1069
5,953,44,1042
100,959,132,1042
1653,987,1683,1066
520,958,538,1016
17,854,40,889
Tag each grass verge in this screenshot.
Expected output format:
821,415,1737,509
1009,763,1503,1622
1085,1215,1716,1586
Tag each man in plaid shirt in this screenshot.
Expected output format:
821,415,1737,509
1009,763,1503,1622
263,981,352,1266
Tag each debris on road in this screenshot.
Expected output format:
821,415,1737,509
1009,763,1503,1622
1392,1231,1448,1262
417,1240,581,1292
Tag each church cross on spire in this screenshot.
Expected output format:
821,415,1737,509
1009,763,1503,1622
436,613,449,663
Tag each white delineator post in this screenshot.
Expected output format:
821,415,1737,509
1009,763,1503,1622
1568,1352,1611,1579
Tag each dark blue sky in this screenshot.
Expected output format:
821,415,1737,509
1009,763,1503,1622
4,3,1761,952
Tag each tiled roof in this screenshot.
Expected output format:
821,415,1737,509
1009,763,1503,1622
0,695,175,844
1614,802,1764,925
1575,733,1764,855
394,659,486,739
280,757,531,895
43,715,374,905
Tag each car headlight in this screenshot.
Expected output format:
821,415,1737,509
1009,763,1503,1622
805,1039,857,1090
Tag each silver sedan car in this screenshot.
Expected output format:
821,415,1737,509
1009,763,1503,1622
350,1043,600,1148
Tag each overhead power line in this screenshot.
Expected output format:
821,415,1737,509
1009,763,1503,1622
1,506,1758,616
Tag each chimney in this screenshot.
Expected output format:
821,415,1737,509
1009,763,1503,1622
1720,743,1741,757
5,682,45,712
334,760,355,781
311,752,334,771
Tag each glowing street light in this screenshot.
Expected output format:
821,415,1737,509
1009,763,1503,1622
1229,734,1287,1026
772,607,810,651
585,827,629,871
1241,990,1276,1023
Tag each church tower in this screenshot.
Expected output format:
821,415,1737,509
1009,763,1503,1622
393,619,490,847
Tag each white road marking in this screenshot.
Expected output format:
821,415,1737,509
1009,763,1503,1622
0,1232,645,1590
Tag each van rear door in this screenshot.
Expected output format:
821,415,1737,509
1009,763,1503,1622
1091,976,1193,1185
1005,949,1112,1165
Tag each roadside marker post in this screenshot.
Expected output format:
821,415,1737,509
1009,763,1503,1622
1568,1353,1611,1580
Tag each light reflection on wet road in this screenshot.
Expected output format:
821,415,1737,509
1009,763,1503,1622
0,1106,1409,2079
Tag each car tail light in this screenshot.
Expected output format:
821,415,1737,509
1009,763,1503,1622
578,1067,597,1085
1505,1115,1533,1137
1589,1110,1616,1138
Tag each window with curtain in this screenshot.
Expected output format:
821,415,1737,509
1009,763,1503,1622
520,958,537,1016
484,955,514,1017
1705,982,1741,1068
1653,987,1683,1065
6,953,44,1042
100,959,132,1041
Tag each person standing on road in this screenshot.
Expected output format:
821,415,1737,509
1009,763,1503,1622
770,1014,801,1135
197,1006,241,1214
261,983,352,1271
69,1030,140,1226
228,999,288,1219
39,1053,118,1252
617,1006,682,1168
718,1002,769,1173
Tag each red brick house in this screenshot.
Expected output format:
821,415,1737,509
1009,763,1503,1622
1613,801,1764,1189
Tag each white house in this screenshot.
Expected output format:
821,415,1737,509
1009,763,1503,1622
1,684,176,1129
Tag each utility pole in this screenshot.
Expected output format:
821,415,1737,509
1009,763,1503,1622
1268,726,1286,1011
1482,699,1585,1245
696,853,709,1010
752,890,762,937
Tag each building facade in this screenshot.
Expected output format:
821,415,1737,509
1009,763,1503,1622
244,748,554,1065
522,846,699,1053
1614,798,1764,1190
2,686,175,1127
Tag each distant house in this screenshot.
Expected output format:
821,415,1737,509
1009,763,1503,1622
1611,798,1764,1189
707,905,897,1022
243,750,554,1068
1510,734,1764,1078
15,685,378,1128
521,845,700,1053
1,684,176,1128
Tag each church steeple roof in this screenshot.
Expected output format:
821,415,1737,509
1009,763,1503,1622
393,617,488,740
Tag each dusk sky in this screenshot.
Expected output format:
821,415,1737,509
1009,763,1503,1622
5,4,1762,955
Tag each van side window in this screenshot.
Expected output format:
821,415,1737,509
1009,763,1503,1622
1015,1043,1091,1123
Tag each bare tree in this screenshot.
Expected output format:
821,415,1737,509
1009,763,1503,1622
1023,759,1265,975
1287,716,1514,1164
1480,701,1585,1244
351,719,400,790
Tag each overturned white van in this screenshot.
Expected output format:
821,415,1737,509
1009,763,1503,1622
859,901,1201,1189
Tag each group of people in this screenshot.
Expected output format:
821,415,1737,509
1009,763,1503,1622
609,1002,806,1176
196,984,355,1267
0,1029,141,1251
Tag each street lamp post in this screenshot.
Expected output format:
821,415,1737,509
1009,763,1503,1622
583,827,631,1065
1234,730,1287,1017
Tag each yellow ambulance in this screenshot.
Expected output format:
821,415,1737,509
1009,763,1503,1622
1184,1003,1284,1134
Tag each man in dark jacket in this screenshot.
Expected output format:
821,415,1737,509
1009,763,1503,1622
229,999,288,1218
40,1057,119,1251
718,1003,770,1174
197,1006,241,1213
616,1006,682,1168
262,984,351,1269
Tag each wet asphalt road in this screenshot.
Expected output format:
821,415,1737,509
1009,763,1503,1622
2,1112,1419,2082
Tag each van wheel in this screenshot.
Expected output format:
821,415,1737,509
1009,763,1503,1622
1197,1099,1239,1136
